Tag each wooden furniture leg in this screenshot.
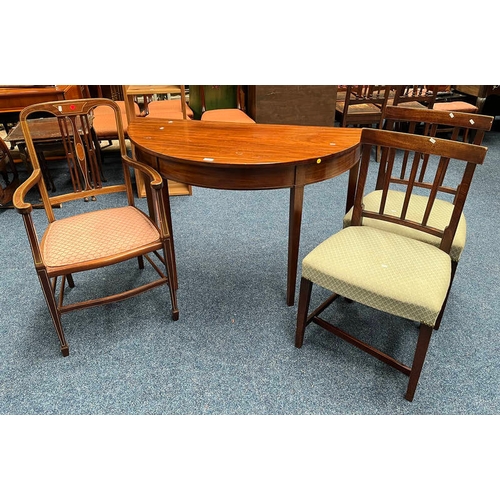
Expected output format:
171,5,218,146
287,185,305,306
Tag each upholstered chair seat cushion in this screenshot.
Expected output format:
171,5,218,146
302,225,451,327
433,101,478,113
335,101,382,115
147,100,194,118
386,99,428,110
343,190,466,262
201,109,256,123
41,206,160,272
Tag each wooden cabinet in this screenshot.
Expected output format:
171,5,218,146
0,85,84,131
247,85,338,126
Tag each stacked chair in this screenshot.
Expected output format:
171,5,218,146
13,98,179,357
344,105,493,323
296,107,490,401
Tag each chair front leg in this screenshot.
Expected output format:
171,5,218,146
295,277,313,348
37,269,69,356
405,324,433,402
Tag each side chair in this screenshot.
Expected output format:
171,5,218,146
13,98,179,357
296,127,487,401
144,85,194,120
335,85,392,128
200,85,255,123
343,105,493,329
391,85,437,110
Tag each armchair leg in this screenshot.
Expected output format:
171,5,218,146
295,277,313,348
37,270,69,357
405,324,433,401
163,239,179,321
66,273,75,288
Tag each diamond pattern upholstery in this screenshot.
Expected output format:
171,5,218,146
41,206,160,270
14,97,179,357
296,125,488,401
302,225,451,327
343,190,466,261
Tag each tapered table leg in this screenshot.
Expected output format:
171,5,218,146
287,185,304,306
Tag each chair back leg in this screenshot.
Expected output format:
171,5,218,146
295,277,313,348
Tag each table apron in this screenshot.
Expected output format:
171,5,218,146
135,147,360,190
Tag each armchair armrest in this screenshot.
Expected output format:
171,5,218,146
13,169,42,214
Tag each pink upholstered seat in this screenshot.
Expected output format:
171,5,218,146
41,206,160,271
433,101,478,113
147,99,194,119
13,98,179,357
201,108,255,123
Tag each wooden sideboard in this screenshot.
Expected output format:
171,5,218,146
0,85,83,112
0,85,84,131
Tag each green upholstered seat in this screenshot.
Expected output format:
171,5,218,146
343,190,466,262
295,126,488,402
303,225,451,327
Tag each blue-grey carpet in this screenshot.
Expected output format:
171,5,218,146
1,126,499,415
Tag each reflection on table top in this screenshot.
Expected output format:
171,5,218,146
127,118,362,167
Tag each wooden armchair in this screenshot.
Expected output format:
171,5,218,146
13,98,179,356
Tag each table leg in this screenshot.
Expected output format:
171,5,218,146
287,185,304,306
162,179,178,290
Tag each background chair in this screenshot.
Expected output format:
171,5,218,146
343,105,493,328
144,85,194,120
392,85,478,133
296,127,487,401
122,86,193,198
391,85,437,110
335,85,392,128
13,98,179,356
0,135,19,207
200,85,255,123
92,100,141,145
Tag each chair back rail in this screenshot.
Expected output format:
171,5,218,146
352,128,487,256
391,85,437,108
376,106,494,200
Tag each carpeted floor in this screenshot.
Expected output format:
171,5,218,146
1,125,499,416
